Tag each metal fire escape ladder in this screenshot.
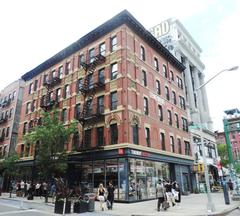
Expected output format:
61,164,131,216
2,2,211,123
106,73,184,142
78,54,106,149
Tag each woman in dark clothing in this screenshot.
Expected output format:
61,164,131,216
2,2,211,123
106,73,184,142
172,181,181,203
107,181,115,210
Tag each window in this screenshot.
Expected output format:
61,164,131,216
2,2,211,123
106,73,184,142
34,80,38,91
170,70,174,81
156,80,161,95
72,133,79,150
175,113,179,128
168,110,172,125
163,65,168,78
160,132,165,150
143,97,148,115
58,66,63,78
87,74,94,89
110,123,118,144
145,127,150,147
61,108,67,122
97,96,104,114
65,62,71,75
49,91,54,102
28,83,34,94
142,70,147,86
12,91,16,100
64,84,70,98
172,91,177,105
52,70,57,78
31,100,36,112
89,48,95,63
84,129,92,147
165,86,170,100
1,128,5,139
132,124,139,145
110,36,117,52
99,42,106,55
110,63,118,80
9,108,13,118
158,105,163,121
6,127,10,138
170,136,175,153
43,74,48,84
76,78,83,93
182,117,188,132
179,96,186,110
78,54,85,68
177,76,183,89
23,122,28,134
56,88,61,102
75,103,81,119
110,91,117,110
185,141,191,155
154,57,159,71
98,68,105,84
97,127,104,146
178,138,182,154
140,46,145,61
26,102,31,114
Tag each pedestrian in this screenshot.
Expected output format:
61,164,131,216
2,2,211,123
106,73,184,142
20,180,25,197
97,183,106,211
9,180,14,198
50,183,56,203
35,182,41,197
156,179,165,211
165,180,175,207
107,181,115,210
227,179,233,195
172,181,181,204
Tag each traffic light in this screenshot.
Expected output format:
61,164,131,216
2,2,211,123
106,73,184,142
198,163,204,173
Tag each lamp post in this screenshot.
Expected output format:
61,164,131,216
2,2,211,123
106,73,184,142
194,66,238,212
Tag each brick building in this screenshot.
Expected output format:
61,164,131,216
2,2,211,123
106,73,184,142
223,109,240,161
17,10,193,201
0,79,25,158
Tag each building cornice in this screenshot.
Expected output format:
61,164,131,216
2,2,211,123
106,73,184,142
22,10,185,81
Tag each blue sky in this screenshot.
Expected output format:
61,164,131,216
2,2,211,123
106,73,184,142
0,0,239,131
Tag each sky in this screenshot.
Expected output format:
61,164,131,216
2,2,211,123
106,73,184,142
0,0,239,131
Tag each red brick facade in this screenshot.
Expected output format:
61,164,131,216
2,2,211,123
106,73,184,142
17,19,191,161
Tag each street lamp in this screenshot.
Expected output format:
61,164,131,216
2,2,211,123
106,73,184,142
194,66,238,212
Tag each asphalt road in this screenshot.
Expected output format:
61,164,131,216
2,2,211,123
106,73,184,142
0,199,53,215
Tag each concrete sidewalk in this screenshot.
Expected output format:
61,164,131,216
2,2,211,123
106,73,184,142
0,192,240,216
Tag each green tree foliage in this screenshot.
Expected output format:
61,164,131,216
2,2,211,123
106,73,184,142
0,153,19,178
217,144,229,167
24,110,77,180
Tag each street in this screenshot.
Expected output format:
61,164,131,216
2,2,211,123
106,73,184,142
0,199,53,215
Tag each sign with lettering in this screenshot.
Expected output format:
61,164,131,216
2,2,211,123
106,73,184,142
149,20,170,38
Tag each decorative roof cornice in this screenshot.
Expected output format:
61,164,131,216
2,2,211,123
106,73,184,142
22,10,185,81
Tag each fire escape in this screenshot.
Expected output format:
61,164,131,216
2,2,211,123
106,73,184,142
77,54,106,149
40,77,61,111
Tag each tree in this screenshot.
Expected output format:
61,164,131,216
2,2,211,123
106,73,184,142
217,144,229,168
24,110,77,180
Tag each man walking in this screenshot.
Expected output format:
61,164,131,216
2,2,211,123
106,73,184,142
156,179,165,211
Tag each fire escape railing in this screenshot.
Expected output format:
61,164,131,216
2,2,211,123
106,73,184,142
78,54,106,149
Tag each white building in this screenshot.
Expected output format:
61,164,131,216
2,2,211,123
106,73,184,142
149,19,219,186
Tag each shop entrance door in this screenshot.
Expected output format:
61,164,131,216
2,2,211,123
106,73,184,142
182,173,190,192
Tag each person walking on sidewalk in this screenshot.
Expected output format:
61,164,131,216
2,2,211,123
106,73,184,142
165,180,175,207
227,179,233,195
97,183,106,211
107,181,115,210
156,179,165,211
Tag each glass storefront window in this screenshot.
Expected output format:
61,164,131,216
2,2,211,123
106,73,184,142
106,159,118,199
119,158,127,200
81,162,93,194
93,160,105,193
128,158,170,201
146,161,156,198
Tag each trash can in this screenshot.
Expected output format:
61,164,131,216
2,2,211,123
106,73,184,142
84,193,95,212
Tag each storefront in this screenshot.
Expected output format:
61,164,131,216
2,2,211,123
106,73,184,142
68,147,194,202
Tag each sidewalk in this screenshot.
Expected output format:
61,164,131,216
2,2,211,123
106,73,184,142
0,192,240,216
